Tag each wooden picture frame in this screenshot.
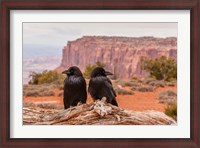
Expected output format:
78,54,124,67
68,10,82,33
0,0,199,147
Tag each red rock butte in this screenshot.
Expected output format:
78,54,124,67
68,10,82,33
56,36,177,79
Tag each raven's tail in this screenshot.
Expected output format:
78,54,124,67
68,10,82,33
111,99,118,106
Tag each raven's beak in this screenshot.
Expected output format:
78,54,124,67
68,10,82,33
62,70,70,75
105,71,113,75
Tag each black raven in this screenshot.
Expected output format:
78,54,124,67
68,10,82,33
62,66,87,109
88,67,118,106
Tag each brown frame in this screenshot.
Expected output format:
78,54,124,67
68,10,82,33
0,0,199,147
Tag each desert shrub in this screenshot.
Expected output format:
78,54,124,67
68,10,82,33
25,90,40,97
23,84,55,97
25,89,55,97
137,79,143,83
137,85,154,92
123,81,134,87
165,102,177,120
141,56,177,81
167,77,177,82
83,61,106,78
57,85,64,90
166,81,177,87
52,79,65,86
149,81,166,87
159,90,176,104
115,79,139,88
160,90,176,97
131,86,137,91
41,90,55,96
115,79,126,86
28,70,65,85
58,91,63,97
52,81,64,90
114,88,134,95
131,76,139,81
166,82,175,87
143,77,156,84
124,81,139,87
113,85,134,95
108,75,117,80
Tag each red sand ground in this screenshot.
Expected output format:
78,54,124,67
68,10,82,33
23,86,176,112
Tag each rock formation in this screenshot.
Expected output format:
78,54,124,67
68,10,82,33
57,36,177,79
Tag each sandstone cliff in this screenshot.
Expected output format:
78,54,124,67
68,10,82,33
57,36,177,78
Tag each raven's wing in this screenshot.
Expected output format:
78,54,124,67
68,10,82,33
88,79,98,100
101,78,118,106
70,77,87,104
107,78,117,97
75,77,87,103
63,80,72,109
63,77,87,108
88,77,118,106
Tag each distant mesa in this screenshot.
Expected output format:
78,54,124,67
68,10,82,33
56,36,177,79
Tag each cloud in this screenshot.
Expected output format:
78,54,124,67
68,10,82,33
23,22,177,47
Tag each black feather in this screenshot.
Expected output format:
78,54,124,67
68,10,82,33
62,66,87,109
88,67,118,106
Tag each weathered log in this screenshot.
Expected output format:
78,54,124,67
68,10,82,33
23,98,176,125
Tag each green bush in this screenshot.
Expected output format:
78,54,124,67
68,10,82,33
165,102,177,120
28,70,65,85
83,61,106,78
141,56,177,81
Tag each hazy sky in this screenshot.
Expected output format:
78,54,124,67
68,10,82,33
23,22,177,47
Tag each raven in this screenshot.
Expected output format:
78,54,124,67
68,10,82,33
88,67,118,106
62,66,87,109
